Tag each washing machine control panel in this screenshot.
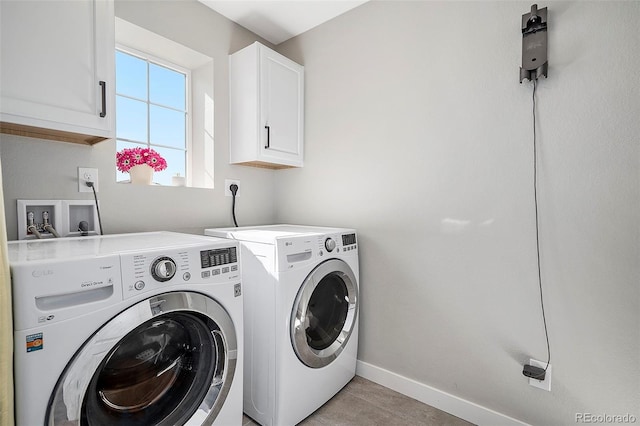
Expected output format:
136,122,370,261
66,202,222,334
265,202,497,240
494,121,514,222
120,244,240,299
277,232,357,271
199,246,237,268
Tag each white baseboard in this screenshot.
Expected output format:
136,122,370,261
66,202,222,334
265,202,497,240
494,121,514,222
356,360,529,426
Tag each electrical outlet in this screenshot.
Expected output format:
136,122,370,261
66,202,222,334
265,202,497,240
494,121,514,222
225,179,240,197
78,167,99,193
528,358,552,391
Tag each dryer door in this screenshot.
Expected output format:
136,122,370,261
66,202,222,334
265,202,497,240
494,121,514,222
291,259,358,368
47,291,237,426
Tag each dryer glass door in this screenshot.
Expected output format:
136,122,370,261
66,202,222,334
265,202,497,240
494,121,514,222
291,259,358,368
47,292,238,426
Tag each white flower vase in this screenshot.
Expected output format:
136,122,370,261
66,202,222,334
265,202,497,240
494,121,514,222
129,164,154,185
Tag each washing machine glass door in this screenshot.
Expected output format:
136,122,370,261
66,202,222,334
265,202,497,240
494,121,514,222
291,259,358,368
47,291,238,426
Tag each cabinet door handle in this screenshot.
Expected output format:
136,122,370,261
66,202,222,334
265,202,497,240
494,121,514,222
99,81,106,118
265,125,270,149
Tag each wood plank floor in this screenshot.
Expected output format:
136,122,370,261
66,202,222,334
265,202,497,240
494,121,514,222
242,376,474,426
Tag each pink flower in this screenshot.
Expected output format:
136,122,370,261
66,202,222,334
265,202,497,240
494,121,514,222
116,147,168,172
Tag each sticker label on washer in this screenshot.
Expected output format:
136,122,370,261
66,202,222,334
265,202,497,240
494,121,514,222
26,333,43,352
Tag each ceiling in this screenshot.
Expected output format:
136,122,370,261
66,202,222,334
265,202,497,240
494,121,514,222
198,1,369,45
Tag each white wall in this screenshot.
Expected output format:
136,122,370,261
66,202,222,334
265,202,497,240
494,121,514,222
2,1,638,424
1,0,276,239
276,2,640,425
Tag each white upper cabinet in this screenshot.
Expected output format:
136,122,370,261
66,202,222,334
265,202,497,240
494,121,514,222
230,42,304,168
0,0,115,145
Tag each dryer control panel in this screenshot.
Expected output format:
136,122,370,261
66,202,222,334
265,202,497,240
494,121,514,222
120,244,240,299
276,232,357,271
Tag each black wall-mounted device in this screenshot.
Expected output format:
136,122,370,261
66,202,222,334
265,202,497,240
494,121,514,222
520,4,548,82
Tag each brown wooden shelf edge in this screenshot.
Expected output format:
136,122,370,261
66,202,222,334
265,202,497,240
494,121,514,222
0,122,108,145
231,160,299,170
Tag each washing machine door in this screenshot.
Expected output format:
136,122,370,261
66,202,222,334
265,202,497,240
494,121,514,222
291,258,358,368
46,291,237,426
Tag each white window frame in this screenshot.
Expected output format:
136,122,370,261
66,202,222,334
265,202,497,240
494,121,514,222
115,44,192,185
115,17,214,188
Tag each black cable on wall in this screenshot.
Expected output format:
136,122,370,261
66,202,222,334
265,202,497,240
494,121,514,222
530,78,551,378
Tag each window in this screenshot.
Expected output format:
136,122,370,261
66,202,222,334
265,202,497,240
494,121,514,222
114,17,215,188
115,48,189,185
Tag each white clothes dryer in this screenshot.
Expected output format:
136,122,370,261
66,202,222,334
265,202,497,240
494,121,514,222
9,232,243,426
204,225,359,426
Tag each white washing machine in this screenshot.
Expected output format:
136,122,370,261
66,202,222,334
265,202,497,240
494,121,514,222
9,231,243,426
204,225,359,426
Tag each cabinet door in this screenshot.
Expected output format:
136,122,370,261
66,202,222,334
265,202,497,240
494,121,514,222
0,0,114,142
259,47,304,167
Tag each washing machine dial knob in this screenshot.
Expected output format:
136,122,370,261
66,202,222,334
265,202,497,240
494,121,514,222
325,238,336,252
151,257,177,282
